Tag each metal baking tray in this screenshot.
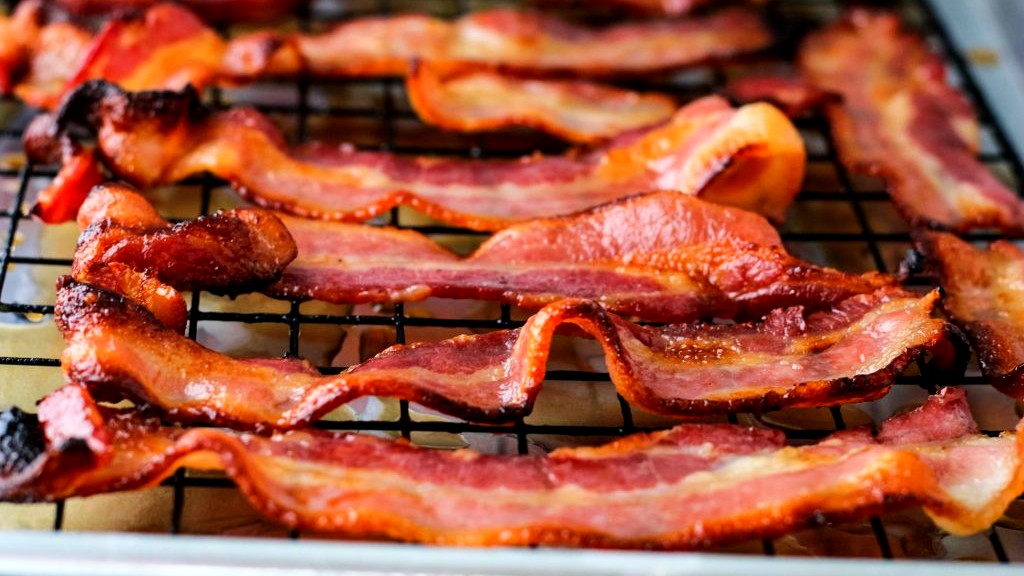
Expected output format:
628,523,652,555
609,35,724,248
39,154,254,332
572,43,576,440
0,0,1021,573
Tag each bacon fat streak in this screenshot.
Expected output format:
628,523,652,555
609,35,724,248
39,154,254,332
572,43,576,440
915,231,1024,397
79,186,893,323
55,277,957,426
27,81,805,229
1,386,1020,548
799,10,1024,233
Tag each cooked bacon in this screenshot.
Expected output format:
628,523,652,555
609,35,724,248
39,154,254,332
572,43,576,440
406,63,677,144
73,184,297,296
49,0,311,23
56,276,953,425
799,10,1024,233
30,81,805,229
914,231,1024,397
573,0,729,16
224,7,772,79
725,74,835,118
2,3,224,109
78,187,894,323
2,386,1021,548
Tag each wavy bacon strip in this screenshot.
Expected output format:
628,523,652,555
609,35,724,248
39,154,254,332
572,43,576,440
2,386,1021,548
1,4,769,110
915,231,1024,398
56,277,955,426
406,63,677,144
79,186,892,323
224,7,771,79
27,81,804,229
799,10,1024,233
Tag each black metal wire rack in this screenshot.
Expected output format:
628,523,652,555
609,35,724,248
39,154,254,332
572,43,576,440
0,0,1021,563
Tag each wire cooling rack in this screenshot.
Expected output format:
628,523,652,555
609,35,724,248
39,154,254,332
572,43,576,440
0,0,1021,564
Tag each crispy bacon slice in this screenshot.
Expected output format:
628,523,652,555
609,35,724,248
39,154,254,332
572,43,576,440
78,187,894,323
799,10,1024,233
914,231,1024,398
56,277,954,425
49,0,311,23
2,386,1021,548
224,7,771,79
30,81,805,229
2,3,224,109
73,184,298,297
406,63,677,144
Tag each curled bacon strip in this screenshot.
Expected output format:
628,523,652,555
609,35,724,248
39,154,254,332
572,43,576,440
28,81,805,229
799,10,1024,233
224,7,771,79
2,386,1021,548
56,277,955,425
406,62,677,144
914,231,1024,398
80,186,892,323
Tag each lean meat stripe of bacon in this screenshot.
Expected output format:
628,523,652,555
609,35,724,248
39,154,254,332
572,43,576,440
799,10,1024,233
79,187,894,323
27,82,805,229
406,62,677,144
224,7,771,79
915,231,1024,398
1,386,1020,548
56,278,955,426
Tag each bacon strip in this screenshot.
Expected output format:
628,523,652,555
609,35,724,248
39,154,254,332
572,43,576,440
56,277,954,426
224,7,772,79
914,231,1024,398
2,3,224,109
799,10,1024,233
1,4,769,110
2,386,1020,548
79,186,893,323
29,81,805,229
406,63,677,144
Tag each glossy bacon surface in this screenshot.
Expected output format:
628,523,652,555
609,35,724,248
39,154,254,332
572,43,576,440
80,187,893,323
31,82,805,229
225,7,771,79
406,63,677,144
2,386,1021,548
56,278,952,425
799,10,1024,233
915,231,1024,397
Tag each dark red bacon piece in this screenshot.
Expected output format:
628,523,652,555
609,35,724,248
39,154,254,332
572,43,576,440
56,277,954,426
799,10,1024,233
2,386,1020,548
224,7,771,79
406,62,677,144
79,186,894,323
915,231,1024,397
29,82,805,229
